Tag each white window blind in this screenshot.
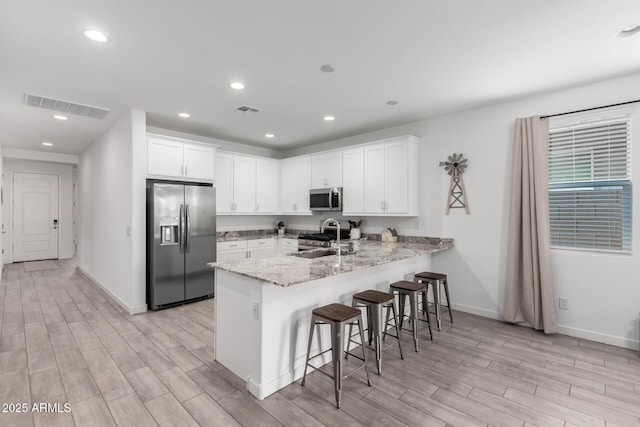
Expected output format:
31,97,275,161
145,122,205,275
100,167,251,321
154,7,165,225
548,115,632,252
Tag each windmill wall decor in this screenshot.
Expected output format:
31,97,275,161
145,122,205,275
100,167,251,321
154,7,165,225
440,153,469,214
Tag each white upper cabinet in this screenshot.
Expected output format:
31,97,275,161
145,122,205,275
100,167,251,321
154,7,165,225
311,151,342,188
147,134,216,181
364,144,387,213
342,147,365,214
256,158,279,213
214,152,279,215
232,156,257,213
183,144,215,179
280,156,312,214
147,137,183,177
214,152,234,214
345,136,418,216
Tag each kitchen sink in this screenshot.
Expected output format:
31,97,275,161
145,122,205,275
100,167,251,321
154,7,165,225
291,248,337,259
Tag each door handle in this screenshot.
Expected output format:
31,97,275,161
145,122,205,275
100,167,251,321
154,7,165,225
185,204,191,253
53,219,58,230
179,205,184,254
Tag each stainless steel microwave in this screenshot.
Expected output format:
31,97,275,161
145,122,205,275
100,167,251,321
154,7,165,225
309,187,342,211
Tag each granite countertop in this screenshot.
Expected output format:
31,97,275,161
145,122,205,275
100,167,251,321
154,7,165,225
208,239,453,287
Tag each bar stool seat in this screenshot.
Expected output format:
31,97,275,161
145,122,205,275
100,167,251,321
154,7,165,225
347,290,403,374
313,303,362,322
389,281,432,352
415,271,453,330
302,303,372,409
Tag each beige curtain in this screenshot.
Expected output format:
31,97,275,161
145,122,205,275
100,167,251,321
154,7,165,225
504,116,557,334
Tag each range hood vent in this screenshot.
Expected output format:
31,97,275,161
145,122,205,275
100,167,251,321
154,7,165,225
23,93,110,120
235,105,260,114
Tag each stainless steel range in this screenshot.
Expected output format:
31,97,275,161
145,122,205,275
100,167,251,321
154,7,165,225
298,220,350,250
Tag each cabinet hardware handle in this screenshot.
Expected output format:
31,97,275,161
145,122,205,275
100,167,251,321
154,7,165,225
256,203,259,211
185,165,188,175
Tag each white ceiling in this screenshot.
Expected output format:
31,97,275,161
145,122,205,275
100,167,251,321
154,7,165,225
1,0,640,155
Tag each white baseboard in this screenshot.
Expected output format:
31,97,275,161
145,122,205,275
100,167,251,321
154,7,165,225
76,267,147,315
451,302,503,321
556,324,639,350
451,302,639,350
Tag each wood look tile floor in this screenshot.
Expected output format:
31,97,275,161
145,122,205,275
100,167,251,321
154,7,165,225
1,260,639,426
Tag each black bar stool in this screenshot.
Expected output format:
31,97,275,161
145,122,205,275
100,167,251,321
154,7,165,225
301,303,372,409
389,280,432,352
415,272,453,330
346,290,403,374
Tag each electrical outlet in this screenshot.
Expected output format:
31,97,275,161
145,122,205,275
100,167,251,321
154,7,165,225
558,297,569,310
251,302,260,319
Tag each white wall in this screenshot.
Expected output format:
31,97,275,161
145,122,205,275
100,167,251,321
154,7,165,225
2,158,75,263
285,72,640,349
78,110,147,314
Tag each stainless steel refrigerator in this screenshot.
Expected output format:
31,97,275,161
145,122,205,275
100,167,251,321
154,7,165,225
146,181,216,310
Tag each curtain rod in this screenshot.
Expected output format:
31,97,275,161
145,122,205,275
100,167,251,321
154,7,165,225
540,99,640,119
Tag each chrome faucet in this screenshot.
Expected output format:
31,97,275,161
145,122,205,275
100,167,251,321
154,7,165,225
321,218,341,267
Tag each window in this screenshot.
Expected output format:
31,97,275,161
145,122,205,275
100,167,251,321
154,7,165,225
548,115,632,252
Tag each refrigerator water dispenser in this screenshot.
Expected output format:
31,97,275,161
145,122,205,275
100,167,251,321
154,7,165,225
160,225,179,245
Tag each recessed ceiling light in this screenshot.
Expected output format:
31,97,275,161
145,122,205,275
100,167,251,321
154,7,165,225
617,25,640,38
53,115,68,121
320,64,335,73
178,112,191,118
41,142,53,146
230,82,245,90
82,29,110,43
323,115,335,121
265,133,275,138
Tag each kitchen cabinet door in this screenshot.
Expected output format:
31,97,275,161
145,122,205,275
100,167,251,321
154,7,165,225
215,152,234,213
311,151,342,188
278,238,298,254
217,240,248,261
280,157,311,214
148,136,184,177
217,249,248,262
247,238,276,258
184,143,215,180
232,156,257,213
256,158,279,213
280,159,297,213
294,157,312,213
363,144,386,213
384,141,409,214
342,147,364,214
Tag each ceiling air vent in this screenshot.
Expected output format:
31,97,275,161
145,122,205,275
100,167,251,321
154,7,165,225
235,105,260,114
23,93,110,120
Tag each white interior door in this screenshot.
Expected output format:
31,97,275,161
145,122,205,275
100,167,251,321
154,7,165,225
13,172,59,262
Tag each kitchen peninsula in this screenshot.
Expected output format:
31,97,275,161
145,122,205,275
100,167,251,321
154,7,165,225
209,238,453,399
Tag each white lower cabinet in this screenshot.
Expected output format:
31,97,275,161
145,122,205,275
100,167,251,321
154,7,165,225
217,238,278,261
247,238,276,258
278,238,298,254
217,241,248,262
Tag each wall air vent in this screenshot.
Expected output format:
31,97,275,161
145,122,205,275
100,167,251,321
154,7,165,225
235,105,260,114
23,93,110,120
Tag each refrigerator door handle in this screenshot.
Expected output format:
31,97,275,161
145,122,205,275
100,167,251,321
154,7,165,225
179,204,185,254
185,204,191,253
